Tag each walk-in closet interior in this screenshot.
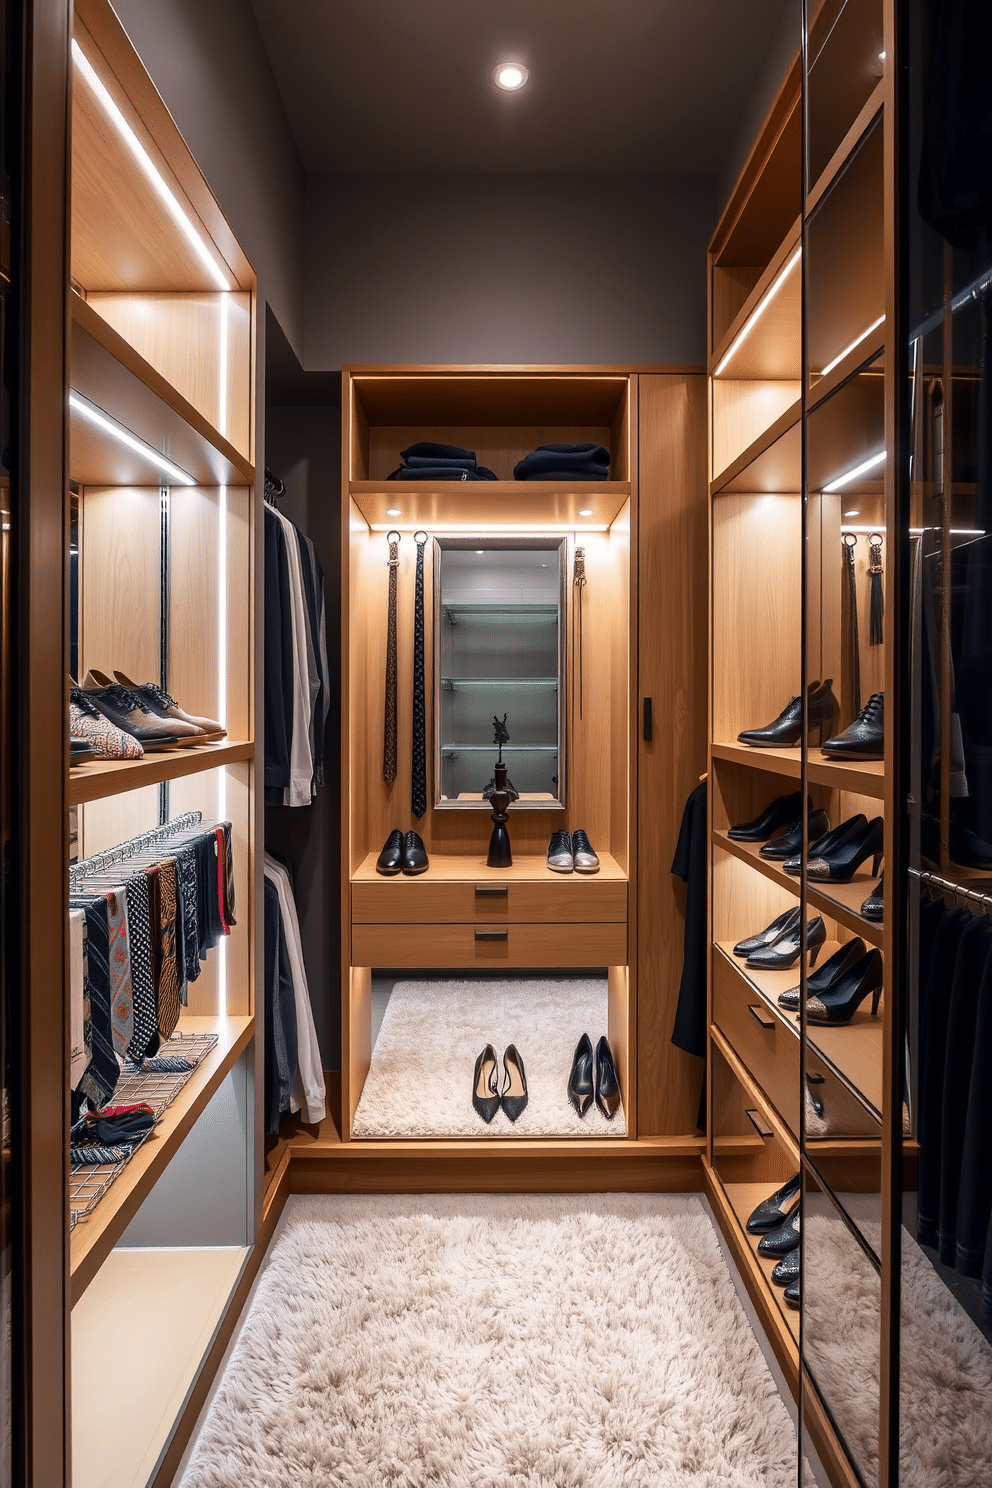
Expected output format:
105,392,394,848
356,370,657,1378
3,0,991,1482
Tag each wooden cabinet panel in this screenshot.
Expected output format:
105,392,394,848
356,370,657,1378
352,877,627,925
712,949,799,1136
352,920,628,969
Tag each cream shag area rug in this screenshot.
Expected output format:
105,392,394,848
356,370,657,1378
803,1194,992,1488
353,979,626,1138
181,1194,796,1488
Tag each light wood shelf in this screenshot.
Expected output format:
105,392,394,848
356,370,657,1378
70,1013,254,1304
349,481,631,533
72,1244,249,1488
714,944,884,1117
70,295,253,488
71,292,254,484
69,739,253,806
806,79,885,217
709,224,802,382
808,328,887,413
710,400,801,495
711,741,886,798
353,849,627,883
713,830,884,946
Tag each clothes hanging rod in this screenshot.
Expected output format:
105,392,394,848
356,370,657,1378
913,866,992,912
69,810,204,882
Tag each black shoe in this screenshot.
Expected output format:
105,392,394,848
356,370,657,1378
861,873,884,921
595,1036,621,1119
547,829,573,873
401,830,429,875
737,679,837,748
759,808,830,859
783,812,868,874
757,1199,800,1256
500,1044,528,1122
771,1245,801,1286
728,792,807,842
746,1172,801,1233
807,815,883,883
784,1278,801,1309
746,916,825,970
567,1033,594,1117
472,1044,500,1124
806,948,884,1024
732,907,801,958
376,828,404,875
571,829,600,873
778,937,867,1010
821,692,884,760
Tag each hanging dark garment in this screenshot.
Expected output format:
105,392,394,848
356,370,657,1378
917,907,973,1247
918,0,992,249
937,916,992,1263
954,944,992,1274
671,782,708,1060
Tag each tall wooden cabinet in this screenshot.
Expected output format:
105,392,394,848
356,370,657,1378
335,366,708,1175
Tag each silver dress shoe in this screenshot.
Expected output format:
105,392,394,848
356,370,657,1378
547,829,573,872
571,828,600,873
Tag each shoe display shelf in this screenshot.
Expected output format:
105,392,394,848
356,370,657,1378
66,7,264,1487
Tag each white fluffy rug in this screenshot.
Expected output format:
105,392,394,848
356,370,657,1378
803,1194,992,1488
352,979,626,1138
181,1194,796,1487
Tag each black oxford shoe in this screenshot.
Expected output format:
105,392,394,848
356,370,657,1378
401,830,429,875
728,791,807,842
821,691,884,760
375,828,404,875
737,679,837,747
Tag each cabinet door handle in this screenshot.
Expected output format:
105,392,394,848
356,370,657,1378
745,1108,775,1140
643,697,653,741
806,1072,825,1085
475,929,508,941
747,1003,775,1030
475,885,508,897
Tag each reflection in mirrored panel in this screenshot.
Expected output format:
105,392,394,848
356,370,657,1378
802,1179,881,1488
806,0,884,194
434,539,565,809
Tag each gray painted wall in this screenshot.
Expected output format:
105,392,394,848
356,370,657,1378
304,173,715,369
111,0,306,356
716,0,801,208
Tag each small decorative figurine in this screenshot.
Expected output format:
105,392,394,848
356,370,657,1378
486,714,513,867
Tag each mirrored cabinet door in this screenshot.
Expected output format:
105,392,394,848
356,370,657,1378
434,539,566,809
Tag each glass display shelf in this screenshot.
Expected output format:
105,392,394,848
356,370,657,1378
442,602,557,618
440,677,558,687
440,744,558,754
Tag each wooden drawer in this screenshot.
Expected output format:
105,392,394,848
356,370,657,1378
712,949,799,1136
352,877,627,925
351,920,628,968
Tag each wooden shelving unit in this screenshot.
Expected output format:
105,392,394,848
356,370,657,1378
69,1014,254,1304
349,480,630,532
65,5,261,1484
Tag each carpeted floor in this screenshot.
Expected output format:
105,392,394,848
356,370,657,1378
352,978,627,1138
180,1194,796,1487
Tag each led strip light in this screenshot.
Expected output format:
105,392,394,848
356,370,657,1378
69,392,196,485
714,247,802,377
822,449,886,493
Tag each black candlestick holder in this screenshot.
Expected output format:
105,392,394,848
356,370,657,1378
487,760,513,867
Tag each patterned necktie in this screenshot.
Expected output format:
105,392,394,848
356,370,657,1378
383,534,399,783
71,895,119,1107
411,533,427,818
104,888,134,1056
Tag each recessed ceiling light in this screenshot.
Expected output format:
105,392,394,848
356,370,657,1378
878,50,886,61
578,508,593,517
493,63,528,91
844,509,860,518
476,549,484,555
386,507,401,516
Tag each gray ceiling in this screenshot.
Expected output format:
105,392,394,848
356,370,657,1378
248,0,790,175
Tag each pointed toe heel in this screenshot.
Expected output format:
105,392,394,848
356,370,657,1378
594,1036,622,1120
567,1033,594,1117
500,1044,528,1122
472,1044,500,1124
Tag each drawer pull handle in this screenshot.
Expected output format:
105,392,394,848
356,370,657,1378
745,1108,774,1140
475,929,508,941
475,885,509,897
747,1003,775,1030
643,697,653,741
806,1072,825,1085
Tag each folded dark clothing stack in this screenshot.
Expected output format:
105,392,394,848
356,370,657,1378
513,443,611,481
388,441,497,481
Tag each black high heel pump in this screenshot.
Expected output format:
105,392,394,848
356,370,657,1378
777,936,866,1010
782,813,867,875
732,907,800,958
472,1044,500,1124
746,916,825,970
806,816,884,884
567,1033,594,1117
805,948,884,1024
500,1044,529,1122
595,1036,622,1120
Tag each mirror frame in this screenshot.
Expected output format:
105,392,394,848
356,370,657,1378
432,535,567,811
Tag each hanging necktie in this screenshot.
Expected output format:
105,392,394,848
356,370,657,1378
383,532,399,784
868,532,884,644
411,531,428,819
843,533,862,717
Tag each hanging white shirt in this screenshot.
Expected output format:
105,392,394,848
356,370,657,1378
263,854,326,1124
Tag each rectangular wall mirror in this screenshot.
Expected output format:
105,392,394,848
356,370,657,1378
434,537,566,810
